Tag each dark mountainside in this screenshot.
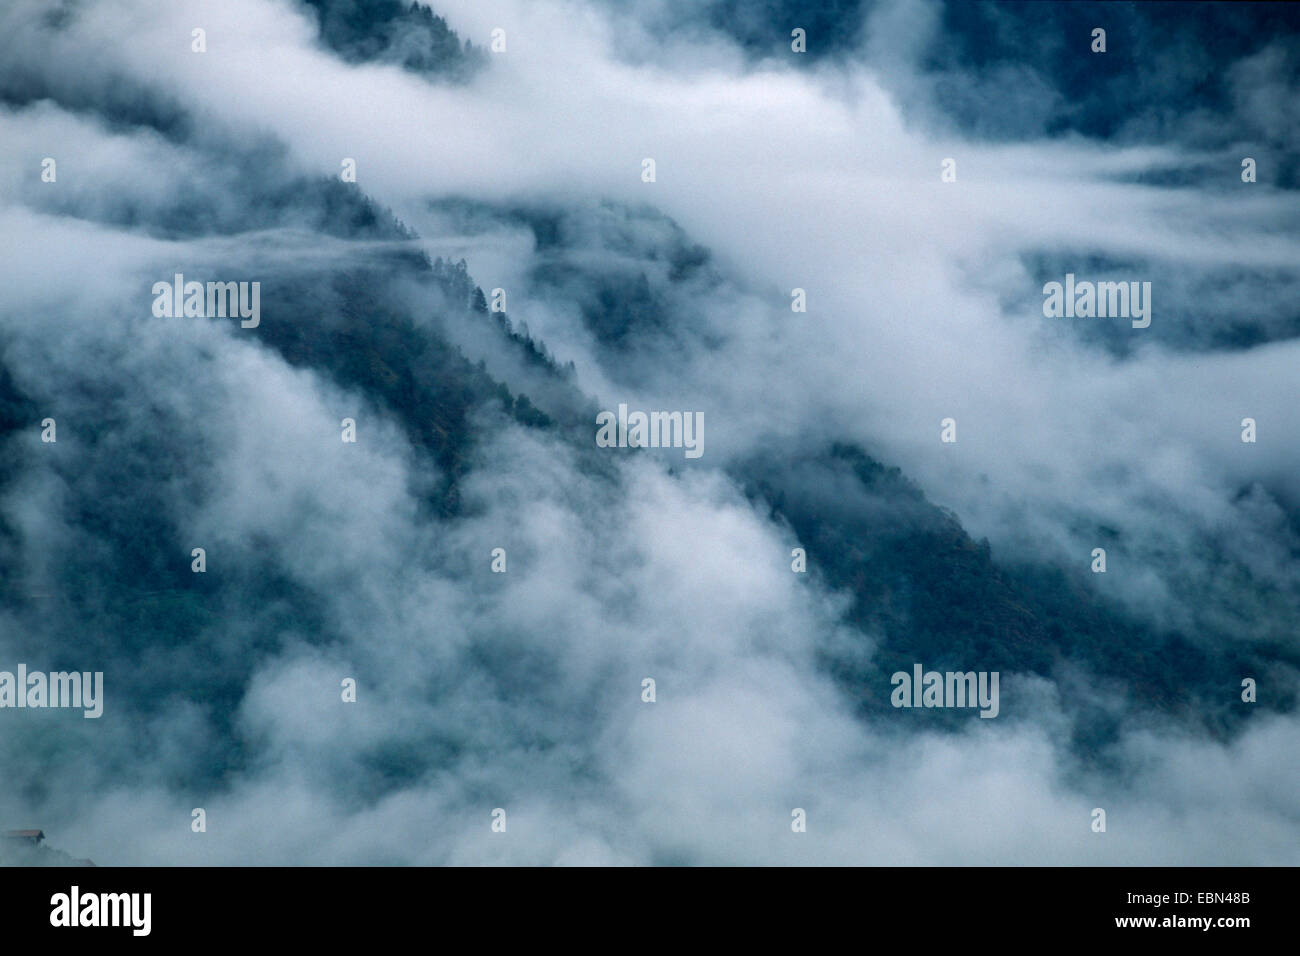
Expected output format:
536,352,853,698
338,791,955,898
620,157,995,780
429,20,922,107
679,0,1300,185
420,195,1300,741
300,0,487,80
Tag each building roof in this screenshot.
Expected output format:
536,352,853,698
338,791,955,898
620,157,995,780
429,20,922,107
3,829,45,841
